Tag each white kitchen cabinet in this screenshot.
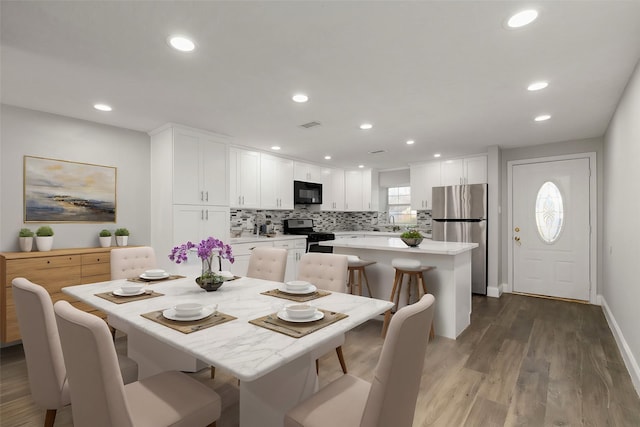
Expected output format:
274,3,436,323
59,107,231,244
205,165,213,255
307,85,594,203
410,162,441,210
230,147,261,208
345,169,378,211
274,239,306,282
440,159,465,186
260,154,294,210
172,127,229,206
320,167,345,211
294,161,323,183
229,238,306,279
173,205,230,247
440,156,487,186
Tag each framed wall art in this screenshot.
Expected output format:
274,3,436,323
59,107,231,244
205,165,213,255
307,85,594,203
24,156,117,222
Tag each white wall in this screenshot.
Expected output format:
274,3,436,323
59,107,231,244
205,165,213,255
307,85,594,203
603,60,640,393
0,105,151,251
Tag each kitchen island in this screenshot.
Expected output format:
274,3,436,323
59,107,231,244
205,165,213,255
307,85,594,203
321,237,478,339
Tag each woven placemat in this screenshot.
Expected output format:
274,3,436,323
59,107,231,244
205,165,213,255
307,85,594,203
95,290,164,304
127,274,186,283
141,310,237,334
249,309,347,338
261,288,331,302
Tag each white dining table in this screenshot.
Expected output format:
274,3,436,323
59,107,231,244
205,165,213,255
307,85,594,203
62,275,393,427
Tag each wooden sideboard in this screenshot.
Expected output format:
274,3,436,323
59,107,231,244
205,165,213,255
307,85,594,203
0,247,112,343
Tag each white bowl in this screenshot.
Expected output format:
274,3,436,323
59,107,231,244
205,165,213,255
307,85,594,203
120,284,144,294
285,280,311,291
285,304,316,319
144,269,166,277
173,303,203,317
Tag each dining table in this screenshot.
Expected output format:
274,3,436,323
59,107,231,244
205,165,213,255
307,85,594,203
62,274,393,427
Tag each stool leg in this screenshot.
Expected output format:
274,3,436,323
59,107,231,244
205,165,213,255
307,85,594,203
348,269,355,294
355,268,363,296
382,270,402,338
362,267,374,298
394,273,404,313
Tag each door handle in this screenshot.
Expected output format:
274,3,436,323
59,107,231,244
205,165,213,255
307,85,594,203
514,236,521,246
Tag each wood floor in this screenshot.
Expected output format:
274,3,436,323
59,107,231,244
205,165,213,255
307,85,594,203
2,293,639,426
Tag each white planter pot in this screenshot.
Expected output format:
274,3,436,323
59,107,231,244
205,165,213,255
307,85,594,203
116,236,128,247
36,236,54,252
99,236,112,248
19,237,33,252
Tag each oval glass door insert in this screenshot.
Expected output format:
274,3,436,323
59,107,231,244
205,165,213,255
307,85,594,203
535,181,564,243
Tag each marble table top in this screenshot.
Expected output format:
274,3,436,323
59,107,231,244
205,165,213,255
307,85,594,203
63,276,393,381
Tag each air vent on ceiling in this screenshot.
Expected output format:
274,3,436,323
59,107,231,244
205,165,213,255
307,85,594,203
368,149,386,154
299,121,322,129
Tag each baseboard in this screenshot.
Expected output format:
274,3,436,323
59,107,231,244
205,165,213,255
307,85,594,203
486,283,504,298
600,295,640,398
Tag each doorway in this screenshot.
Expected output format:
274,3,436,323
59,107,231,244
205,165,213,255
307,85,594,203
508,154,596,302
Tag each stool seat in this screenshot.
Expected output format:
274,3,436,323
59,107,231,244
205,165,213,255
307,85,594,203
382,259,436,339
347,259,376,298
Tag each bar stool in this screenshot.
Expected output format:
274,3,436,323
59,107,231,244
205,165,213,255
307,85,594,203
382,258,435,339
346,256,376,298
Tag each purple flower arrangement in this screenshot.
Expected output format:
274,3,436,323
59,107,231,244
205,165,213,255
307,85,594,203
169,237,235,271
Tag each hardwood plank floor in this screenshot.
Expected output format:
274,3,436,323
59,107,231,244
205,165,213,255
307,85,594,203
2,294,639,426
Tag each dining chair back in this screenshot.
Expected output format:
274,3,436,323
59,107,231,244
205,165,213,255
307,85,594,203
110,246,157,280
11,278,138,427
285,294,436,427
54,300,221,427
246,246,288,282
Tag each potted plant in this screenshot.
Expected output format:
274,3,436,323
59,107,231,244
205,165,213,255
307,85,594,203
400,230,423,247
35,226,55,251
99,229,112,248
169,237,235,291
114,228,129,246
18,228,34,252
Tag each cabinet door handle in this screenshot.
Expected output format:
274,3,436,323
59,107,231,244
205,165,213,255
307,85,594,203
238,196,241,205
206,210,209,220
201,210,204,220
242,196,245,205
201,191,204,201
206,191,209,202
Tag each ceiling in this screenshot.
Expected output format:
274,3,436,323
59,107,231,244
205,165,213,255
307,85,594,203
1,1,639,170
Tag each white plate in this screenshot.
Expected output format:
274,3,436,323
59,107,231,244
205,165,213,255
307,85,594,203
162,307,215,322
277,309,324,323
139,272,170,280
113,288,145,297
279,284,317,295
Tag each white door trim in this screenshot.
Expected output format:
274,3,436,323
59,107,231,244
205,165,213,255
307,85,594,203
507,152,597,304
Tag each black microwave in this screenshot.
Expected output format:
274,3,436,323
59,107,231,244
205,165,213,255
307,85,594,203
294,180,323,204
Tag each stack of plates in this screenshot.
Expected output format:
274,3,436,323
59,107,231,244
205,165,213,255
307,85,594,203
139,269,169,280
282,281,316,294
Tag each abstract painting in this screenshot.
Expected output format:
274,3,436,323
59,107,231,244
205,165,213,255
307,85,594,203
24,156,117,222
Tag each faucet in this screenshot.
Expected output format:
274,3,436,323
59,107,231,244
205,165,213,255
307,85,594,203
389,215,400,232
254,213,262,237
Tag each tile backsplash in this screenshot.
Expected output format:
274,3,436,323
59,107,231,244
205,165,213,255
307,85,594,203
230,208,432,234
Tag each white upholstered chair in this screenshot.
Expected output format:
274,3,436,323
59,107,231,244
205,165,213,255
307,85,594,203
285,294,436,427
11,278,138,427
110,246,157,279
54,300,221,427
296,252,349,373
246,246,288,282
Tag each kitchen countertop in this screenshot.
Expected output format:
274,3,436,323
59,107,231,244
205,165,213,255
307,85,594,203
229,235,307,244
321,236,476,255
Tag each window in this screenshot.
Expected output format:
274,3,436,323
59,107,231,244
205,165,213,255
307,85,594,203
387,186,417,224
535,181,564,243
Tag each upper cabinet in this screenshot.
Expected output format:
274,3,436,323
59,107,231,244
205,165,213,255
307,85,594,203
294,161,323,183
260,153,294,210
344,169,378,211
171,127,229,206
410,162,441,210
321,167,345,211
229,147,261,209
440,156,487,186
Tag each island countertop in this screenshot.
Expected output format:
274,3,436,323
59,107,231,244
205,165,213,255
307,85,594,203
321,236,477,255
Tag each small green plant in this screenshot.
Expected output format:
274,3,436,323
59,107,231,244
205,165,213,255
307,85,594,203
99,229,112,237
19,228,34,237
400,230,422,239
36,226,54,237
114,228,129,236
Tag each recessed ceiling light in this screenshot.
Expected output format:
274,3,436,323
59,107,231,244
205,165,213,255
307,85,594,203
292,94,309,103
534,114,551,122
358,164,364,168
271,146,281,151
168,35,195,52
359,123,373,130
406,140,415,145
507,10,538,28
528,81,549,91
434,153,441,158
93,103,112,112
324,155,331,160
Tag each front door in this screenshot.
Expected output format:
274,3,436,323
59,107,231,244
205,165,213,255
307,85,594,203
511,158,591,300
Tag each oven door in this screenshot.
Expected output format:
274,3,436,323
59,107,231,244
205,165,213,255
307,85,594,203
308,242,333,253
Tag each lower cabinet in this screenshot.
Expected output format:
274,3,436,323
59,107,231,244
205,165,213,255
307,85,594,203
0,248,112,343
229,238,306,280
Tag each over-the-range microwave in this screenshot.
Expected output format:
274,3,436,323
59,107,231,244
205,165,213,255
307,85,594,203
293,180,323,205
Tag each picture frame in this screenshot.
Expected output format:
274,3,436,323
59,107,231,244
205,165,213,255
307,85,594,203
24,156,117,222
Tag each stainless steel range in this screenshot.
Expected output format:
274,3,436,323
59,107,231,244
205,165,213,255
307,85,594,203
283,218,335,253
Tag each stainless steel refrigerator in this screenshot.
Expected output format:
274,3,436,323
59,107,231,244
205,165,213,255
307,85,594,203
432,184,487,295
